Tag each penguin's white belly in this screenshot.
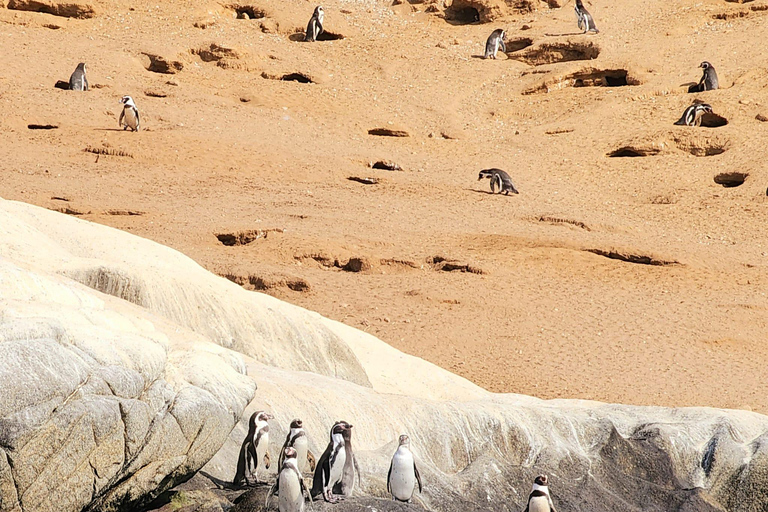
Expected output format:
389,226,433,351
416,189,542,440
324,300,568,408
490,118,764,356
278,470,305,512
528,496,551,512
293,436,309,473
328,448,346,488
255,432,269,475
390,451,416,501
122,107,139,130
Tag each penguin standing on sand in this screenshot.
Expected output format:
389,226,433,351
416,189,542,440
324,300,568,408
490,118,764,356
311,422,349,503
119,96,140,132
478,168,519,195
387,434,422,503
688,61,719,93
266,447,313,512
69,63,89,91
305,6,324,42
278,419,317,474
234,411,273,486
336,420,361,496
523,475,558,512
484,29,506,59
575,0,599,34
674,103,713,127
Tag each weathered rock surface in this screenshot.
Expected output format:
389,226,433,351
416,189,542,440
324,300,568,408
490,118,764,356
3,198,768,512
5,0,96,18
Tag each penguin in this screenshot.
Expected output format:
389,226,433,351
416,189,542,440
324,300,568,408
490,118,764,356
387,434,422,503
674,103,713,127
278,419,317,474
575,0,599,34
688,61,719,93
484,29,506,59
234,410,273,486
266,447,313,512
311,422,349,503
523,475,558,512
336,420,361,496
119,96,140,132
305,6,324,42
68,63,89,91
478,168,519,195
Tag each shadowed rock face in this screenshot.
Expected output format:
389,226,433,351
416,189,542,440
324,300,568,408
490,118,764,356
3,198,768,512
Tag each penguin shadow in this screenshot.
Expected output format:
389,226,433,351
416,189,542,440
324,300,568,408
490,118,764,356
468,188,511,196
544,31,587,37
199,470,262,491
288,31,345,42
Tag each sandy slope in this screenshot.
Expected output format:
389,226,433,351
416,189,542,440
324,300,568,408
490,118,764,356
1,0,767,411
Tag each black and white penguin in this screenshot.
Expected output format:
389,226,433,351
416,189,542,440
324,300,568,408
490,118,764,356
305,6,324,42
234,410,273,486
119,96,140,132
336,420,360,496
575,0,599,34
278,419,316,474
68,63,89,91
523,475,558,512
311,422,349,503
478,168,519,195
387,434,422,503
484,29,506,59
674,103,713,127
266,447,313,512
688,61,719,93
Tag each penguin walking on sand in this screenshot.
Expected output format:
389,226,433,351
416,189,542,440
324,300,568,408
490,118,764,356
523,475,558,512
279,419,317,474
575,0,599,34
484,29,506,59
311,422,349,503
478,168,519,195
387,434,422,503
688,61,719,93
69,63,89,91
119,96,140,132
234,411,273,486
674,103,713,127
266,447,313,512
305,6,324,42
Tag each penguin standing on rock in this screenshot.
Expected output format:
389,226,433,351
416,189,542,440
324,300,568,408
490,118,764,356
234,411,273,486
311,422,350,503
484,29,506,59
575,0,599,34
688,61,719,93
305,6,324,42
674,103,713,126
266,447,313,512
119,96,140,132
335,420,361,496
69,63,89,91
478,168,519,195
387,434,422,503
278,419,317,474
523,475,558,512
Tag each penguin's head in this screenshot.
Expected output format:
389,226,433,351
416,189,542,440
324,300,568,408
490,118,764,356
77,62,87,72
256,411,274,422
315,6,323,15
699,61,712,69
120,95,136,107
534,475,549,487
290,419,303,429
478,170,491,181
398,434,410,446
283,447,298,460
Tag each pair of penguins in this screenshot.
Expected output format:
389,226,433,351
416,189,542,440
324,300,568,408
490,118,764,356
235,412,556,511
677,62,719,126
483,0,597,59
66,63,141,131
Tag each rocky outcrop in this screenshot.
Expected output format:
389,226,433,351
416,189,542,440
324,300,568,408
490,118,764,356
3,197,768,512
5,0,96,18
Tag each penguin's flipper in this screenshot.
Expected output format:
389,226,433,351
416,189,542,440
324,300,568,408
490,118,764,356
301,475,313,502
311,443,332,497
499,40,506,53
413,461,422,493
233,440,250,485
354,455,361,486
386,459,394,494
307,450,317,472
134,108,141,131
265,479,278,508
84,77,89,91
119,109,125,128
264,450,271,470
278,439,289,469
